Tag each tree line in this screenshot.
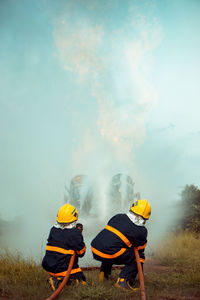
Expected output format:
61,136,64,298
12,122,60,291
178,184,200,232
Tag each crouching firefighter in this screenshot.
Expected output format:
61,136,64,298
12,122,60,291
42,203,86,291
91,199,151,291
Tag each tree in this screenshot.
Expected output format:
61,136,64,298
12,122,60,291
180,185,200,232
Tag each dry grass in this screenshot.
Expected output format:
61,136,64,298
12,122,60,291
155,231,200,269
0,249,47,299
0,232,200,299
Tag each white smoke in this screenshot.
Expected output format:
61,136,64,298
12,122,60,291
53,0,162,172
0,0,165,262
51,1,164,263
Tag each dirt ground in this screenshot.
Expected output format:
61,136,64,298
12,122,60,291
144,257,173,273
144,258,200,300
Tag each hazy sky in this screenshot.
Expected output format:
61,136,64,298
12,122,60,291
0,0,200,257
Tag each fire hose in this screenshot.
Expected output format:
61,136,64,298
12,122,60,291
46,251,75,300
134,246,146,300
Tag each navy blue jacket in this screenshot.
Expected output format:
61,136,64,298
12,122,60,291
42,226,86,274
91,214,147,261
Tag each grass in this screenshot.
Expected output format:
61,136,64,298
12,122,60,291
0,249,47,299
155,231,200,269
0,231,200,300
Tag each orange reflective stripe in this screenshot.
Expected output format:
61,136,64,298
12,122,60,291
91,246,126,259
49,277,56,290
46,245,74,255
137,242,147,250
70,267,82,274
48,267,82,277
76,245,86,255
48,271,67,277
105,225,132,248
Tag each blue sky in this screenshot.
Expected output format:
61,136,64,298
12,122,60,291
0,0,200,255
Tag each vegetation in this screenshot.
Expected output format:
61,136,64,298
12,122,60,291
0,250,47,300
0,230,200,300
155,231,200,268
178,184,200,232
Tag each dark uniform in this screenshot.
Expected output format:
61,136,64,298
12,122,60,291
91,214,147,282
42,226,86,282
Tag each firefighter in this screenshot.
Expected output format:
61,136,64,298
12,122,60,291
42,203,86,291
91,199,151,291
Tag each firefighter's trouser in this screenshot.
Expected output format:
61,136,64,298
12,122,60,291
93,248,143,282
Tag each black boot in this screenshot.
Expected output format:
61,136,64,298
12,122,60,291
47,277,64,291
115,277,139,292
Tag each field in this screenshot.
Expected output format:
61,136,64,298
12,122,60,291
0,232,200,300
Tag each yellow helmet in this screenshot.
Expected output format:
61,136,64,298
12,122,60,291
57,203,78,223
130,199,151,220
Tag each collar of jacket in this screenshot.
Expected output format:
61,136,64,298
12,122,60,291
126,212,145,226
54,221,77,230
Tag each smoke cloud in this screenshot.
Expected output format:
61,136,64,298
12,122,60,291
0,0,200,261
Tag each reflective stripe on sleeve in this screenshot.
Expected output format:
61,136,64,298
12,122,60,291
76,245,86,255
46,245,74,255
91,246,126,259
105,225,132,248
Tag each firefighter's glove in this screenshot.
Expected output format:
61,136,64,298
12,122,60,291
76,223,83,232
